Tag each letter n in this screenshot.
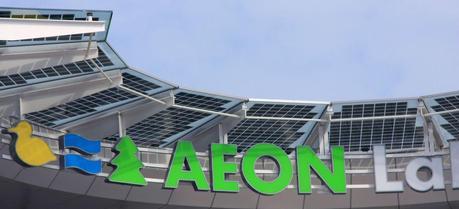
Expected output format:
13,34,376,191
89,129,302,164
296,146,346,193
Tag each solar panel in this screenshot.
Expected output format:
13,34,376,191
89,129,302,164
106,108,211,146
24,72,162,127
174,92,231,112
228,102,325,153
105,91,236,147
329,101,424,152
0,47,114,89
246,103,316,118
121,72,160,92
0,8,111,46
424,94,459,141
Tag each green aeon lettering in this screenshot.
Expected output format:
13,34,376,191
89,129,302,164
211,143,239,192
164,140,210,190
241,143,293,195
296,146,346,193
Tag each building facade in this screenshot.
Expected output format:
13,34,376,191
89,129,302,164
0,7,458,209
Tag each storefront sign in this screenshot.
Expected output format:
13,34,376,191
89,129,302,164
5,121,459,195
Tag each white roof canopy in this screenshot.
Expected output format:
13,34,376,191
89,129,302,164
0,41,98,75
0,18,105,41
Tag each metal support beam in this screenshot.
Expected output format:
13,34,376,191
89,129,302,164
419,102,437,153
117,112,125,137
218,123,228,144
18,96,24,120
0,18,105,40
319,106,332,155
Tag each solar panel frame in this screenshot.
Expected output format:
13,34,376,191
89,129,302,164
104,89,242,147
329,100,424,152
24,69,172,127
423,92,459,143
227,101,327,153
0,42,125,90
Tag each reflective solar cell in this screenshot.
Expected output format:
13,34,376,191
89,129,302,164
121,73,160,92
228,103,323,153
19,72,35,80
0,76,15,86
42,67,59,76
53,66,71,75
174,92,231,111
8,74,26,84
31,70,47,78
0,11,10,18
246,103,316,118
24,73,161,127
329,102,424,152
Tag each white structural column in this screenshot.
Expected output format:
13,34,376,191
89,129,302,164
318,106,333,155
117,112,125,137
0,18,105,41
418,102,439,152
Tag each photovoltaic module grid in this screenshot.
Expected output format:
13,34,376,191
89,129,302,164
329,102,424,152
0,48,113,88
429,94,459,140
105,92,232,147
25,72,161,127
228,103,319,153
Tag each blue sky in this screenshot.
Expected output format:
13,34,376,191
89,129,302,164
3,0,459,101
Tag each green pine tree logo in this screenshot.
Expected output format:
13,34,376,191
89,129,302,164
108,136,147,186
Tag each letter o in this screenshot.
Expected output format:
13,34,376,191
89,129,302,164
241,143,293,195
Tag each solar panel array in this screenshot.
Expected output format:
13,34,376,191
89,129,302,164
228,103,319,153
105,92,233,146
0,48,113,88
0,10,105,45
24,72,160,127
429,95,459,140
329,102,424,152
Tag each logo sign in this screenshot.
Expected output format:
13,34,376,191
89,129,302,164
63,133,102,175
162,141,459,195
5,121,459,195
6,121,56,166
108,136,147,186
164,141,346,195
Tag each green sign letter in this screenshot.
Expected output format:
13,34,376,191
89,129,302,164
211,143,239,192
241,143,292,195
296,146,346,193
164,140,210,190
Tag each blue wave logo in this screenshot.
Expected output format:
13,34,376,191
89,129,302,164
64,154,102,174
63,133,102,174
64,133,101,154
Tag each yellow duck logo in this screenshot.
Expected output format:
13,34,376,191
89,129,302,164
7,121,56,166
